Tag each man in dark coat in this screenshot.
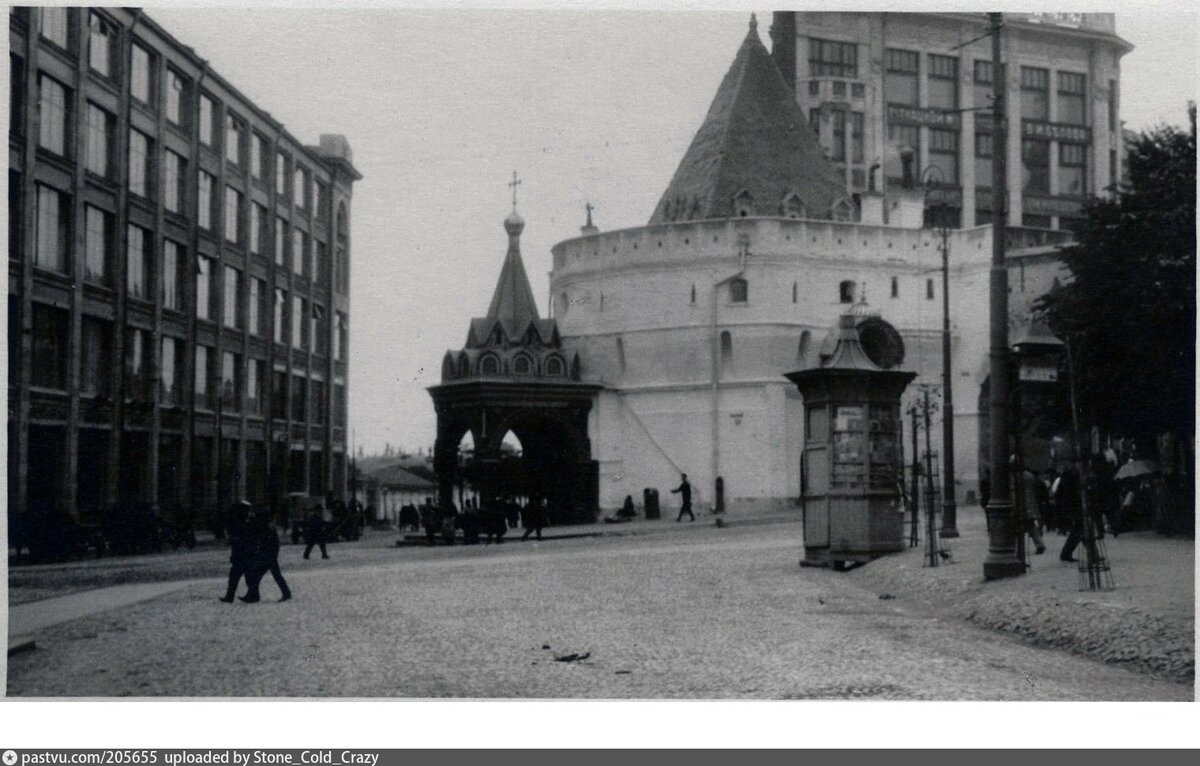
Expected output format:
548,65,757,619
521,498,547,541
219,501,255,603
243,511,291,603
302,504,330,560
671,473,694,522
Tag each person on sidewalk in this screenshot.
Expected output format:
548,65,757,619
243,510,291,603
671,474,694,522
1057,464,1096,563
219,501,254,603
522,498,548,541
302,504,330,560
1019,464,1047,555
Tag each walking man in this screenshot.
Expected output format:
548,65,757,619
302,504,330,560
243,510,291,602
219,501,254,603
671,473,694,522
522,498,548,541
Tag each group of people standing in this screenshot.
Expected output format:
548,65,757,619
417,496,551,546
1010,456,1127,564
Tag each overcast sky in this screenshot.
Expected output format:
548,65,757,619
146,2,1198,456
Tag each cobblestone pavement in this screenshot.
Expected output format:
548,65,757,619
6,523,1189,699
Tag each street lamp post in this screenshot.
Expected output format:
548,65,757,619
982,11,1023,579
921,166,960,539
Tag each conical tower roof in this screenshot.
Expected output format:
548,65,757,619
484,211,541,341
649,15,846,226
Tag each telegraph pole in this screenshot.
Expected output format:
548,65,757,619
938,202,959,538
983,12,1023,579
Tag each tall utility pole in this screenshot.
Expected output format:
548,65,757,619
937,204,958,539
983,12,1023,579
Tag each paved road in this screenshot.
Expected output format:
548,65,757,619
6,524,1189,699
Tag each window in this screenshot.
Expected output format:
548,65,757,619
884,49,919,106
333,382,346,426
890,276,899,298
292,229,306,277
335,314,347,361
885,123,919,183
792,282,798,303
294,166,307,208
832,81,845,97
248,277,264,336
250,204,266,254
974,60,995,115
849,112,864,163
224,112,242,165
314,240,328,286
8,170,21,261
311,380,325,424
40,7,70,49
312,305,327,357
128,129,151,198
276,152,288,196
199,94,215,146
809,80,819,96
196,256,212,320
336,203,350,293
729,277,748,303
1059,142,1088,196
928,54,958,110
195,345,211,409
719,331,733,370
975,133,993,188
198,171,215,230
275,219,286,266
1022,139,1050,194
224,186,241,243
839,280,856,304
221,351,239,409
291,375,307,421
38,75,69,156
124,326,151,402
130,43,153,106
926,278,935,300
246,359,264,415
809,38,857,78
316,183,330,222
163,150,185,213
783,194,805,219
80,317,112,397
84,206,111,286
88,12,114,77
928,128,959,184
35,185,69,273
252,133,268,180
160,336,179,405
274,289,287,344
1058,72,1086,126
1109,148,1118,189
1108,78,1117,132
126,224,149,299
830,109,846,162
809,108,821,140
10,54,25,138
166,70,187,127
292,296,306,348
162,240,183,311
223,266,240,328
1020,66,1049,122
31,303,69,389
1022,213,1051,229
272,369,287,420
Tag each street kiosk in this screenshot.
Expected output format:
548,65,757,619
786,315,916,570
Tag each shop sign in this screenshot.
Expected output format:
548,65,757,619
887,104,960,129
1022,120,1091,143
1024,194,1084,217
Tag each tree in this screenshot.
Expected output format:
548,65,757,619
1036,107,1195,532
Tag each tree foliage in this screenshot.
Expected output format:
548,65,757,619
1036,108,1196,442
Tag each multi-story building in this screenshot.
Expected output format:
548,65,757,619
770,11,1131,231
8,7,360,532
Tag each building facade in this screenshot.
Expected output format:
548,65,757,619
770,11,1131,231
8,7,360,530
546,16,1077,514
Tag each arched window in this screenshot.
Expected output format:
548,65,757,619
442,354,456,380
797,330,812,364
792,281,798,304
890,276,899,298
832,197,856,222
690,284,696,304
733,189,754,218
839,280,856,304
729,277,748,303
616,337,626,374
720,330,733,370
545,356,564,376
457,354,470,377
558,292,569,317
480,355,500,375
513,355,532,375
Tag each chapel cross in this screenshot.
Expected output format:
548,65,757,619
509,171,522,210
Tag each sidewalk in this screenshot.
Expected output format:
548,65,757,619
847,509,1195,685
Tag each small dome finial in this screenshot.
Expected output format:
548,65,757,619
749,13,757,32
505,171,525,238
